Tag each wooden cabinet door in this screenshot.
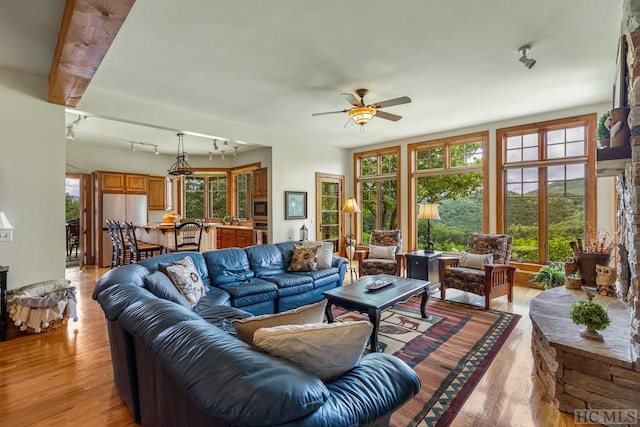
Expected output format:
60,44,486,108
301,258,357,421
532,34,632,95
99,172,125,192
236,229,254,248
125,174,148,193
253,167,268,198
148,177,166,210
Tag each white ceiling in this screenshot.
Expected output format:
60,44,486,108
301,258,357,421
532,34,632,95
0,0,624,156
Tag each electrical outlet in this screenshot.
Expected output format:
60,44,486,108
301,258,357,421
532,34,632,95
0,230,13,242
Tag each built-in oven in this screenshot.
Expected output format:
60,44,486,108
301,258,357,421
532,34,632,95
253,200,268,218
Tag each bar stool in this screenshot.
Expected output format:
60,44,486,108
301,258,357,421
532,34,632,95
167,221,203,252
123,221,163,262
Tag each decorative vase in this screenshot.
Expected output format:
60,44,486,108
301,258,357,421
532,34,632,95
579,328,604,342
345,245,355,261
575,253,611,288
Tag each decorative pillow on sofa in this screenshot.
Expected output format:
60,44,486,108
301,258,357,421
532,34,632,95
303,241,334,269
232,299,327,344
253,320,373,382
159,257,206,307
287,244,319,272
368,244,397,260
144,271,191,309
458,251,493,270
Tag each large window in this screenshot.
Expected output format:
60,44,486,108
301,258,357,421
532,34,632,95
409,132,488,251
234,172,251,219
184,174,228,219
355,147,400,243
497,114,597,263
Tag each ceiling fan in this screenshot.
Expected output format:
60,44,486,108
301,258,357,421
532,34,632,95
312,88,411,127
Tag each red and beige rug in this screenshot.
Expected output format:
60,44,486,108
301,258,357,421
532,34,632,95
335,298,520,427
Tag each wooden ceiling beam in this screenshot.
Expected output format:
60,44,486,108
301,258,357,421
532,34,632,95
48,0,135,107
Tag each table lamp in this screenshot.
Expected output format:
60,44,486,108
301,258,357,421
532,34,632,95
417,203,440,253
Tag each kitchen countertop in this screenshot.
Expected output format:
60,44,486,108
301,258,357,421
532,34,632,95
137,223,255,231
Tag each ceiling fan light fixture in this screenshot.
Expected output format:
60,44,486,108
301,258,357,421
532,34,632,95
167,132,194,176
348,106,377,125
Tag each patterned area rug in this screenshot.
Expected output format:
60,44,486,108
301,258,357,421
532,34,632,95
334,298,521,427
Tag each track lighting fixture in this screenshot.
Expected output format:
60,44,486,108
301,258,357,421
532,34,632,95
223,140,228,147
518,45,536,69
234,146,238,157
209,152,213,161
221,150,225,160
130,140,160,155
213,139,219,150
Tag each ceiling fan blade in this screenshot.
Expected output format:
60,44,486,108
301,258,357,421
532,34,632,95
311,109,349,116
370,96,411,109
341,93,362,107
376,110,402,122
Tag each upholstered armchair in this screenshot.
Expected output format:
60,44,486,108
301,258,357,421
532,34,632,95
439,233,516,309
356,230,404,278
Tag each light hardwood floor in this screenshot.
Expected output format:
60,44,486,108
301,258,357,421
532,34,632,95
0,267,577,427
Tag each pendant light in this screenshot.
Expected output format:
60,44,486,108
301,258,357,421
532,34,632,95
167,133,194,176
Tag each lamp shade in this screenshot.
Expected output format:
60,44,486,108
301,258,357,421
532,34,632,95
417,203,440,220
0,212,13,229
348,107,377,125
342,198,361,213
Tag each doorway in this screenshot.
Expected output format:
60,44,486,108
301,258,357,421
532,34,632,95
65,172,93,269
315,173,344,254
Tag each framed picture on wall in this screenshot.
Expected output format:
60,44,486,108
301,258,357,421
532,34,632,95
285,191,307,220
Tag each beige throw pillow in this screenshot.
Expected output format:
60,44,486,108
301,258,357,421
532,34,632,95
159,257,206,307
253,320,372,382
458,251,493,270
303,241,334,269
287,244,319,272
232,299,327,344
368,244,397,260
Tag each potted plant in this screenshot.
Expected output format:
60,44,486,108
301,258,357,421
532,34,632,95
596,111,610,148
222,215,231,225
530,263,565,289
569,292,611,341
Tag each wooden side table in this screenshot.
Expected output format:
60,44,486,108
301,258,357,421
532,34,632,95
0,266,8,341
405,250,441,283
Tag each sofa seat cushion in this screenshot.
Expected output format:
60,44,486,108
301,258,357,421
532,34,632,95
245,244,287,277
277,282,315,298
194,286,231,307
195,305,253,328
362,259,398,275
262,273,313,288
444,266,486,295
217,279,278,298
295,267,340,288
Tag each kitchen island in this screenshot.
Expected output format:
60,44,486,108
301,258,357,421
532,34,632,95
135,223,265,252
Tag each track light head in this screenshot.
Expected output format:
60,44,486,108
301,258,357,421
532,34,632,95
518,44,536,69
213,139,219,150
221,150,225,160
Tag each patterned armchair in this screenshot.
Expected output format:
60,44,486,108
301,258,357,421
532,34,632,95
356,230,403,277
439,233,516,309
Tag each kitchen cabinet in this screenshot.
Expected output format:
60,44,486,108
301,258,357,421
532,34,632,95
253,167,268,198
216,226,255,249
98,172,125,192
125,174,148,193
148,176,167,210
96,171,148,194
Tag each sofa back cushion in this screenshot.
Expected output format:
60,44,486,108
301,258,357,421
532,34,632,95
244,244,286,277
144,271,192,309
203,248,255,285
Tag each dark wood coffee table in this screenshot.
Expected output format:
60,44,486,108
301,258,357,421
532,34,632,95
323,274,438,352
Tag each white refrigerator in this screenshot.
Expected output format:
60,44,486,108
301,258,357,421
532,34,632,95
101,194,148,267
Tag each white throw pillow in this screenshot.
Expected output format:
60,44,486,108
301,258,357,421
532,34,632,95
458,251,493,270
159,257,206,307
232,299,327,344
303,241,334,269
368,244,397,260
253,320,372,382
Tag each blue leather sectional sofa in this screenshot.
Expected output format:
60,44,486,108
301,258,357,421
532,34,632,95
93,242,421,426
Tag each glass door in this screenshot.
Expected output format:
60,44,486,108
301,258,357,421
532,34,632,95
315,173,344,254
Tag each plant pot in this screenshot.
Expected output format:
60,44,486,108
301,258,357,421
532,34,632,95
565,276,583,290
579,328,604,341
576,253,611,288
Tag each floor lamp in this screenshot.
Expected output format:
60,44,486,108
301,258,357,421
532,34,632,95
417,203,440,253
342,198,361,281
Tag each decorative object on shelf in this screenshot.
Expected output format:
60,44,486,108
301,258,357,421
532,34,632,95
285,191,307,220
223,215,231,225
167,133,194,176
417,202,440,252
564,257,583,290
596,111,611,148
530,263,566,289
595,264,618,297
609,107,630,148
569,291,611,341
299,223,308,241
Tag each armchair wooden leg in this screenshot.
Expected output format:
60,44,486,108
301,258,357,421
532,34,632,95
440,286,446,301
508,284,513,303
484,295,490,310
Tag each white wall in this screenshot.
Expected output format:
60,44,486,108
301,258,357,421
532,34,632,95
0,67,65,290
351,102,614,251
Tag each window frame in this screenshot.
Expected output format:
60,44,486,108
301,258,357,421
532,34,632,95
354,146,401,244
408,131,489,251
496,114,597,263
